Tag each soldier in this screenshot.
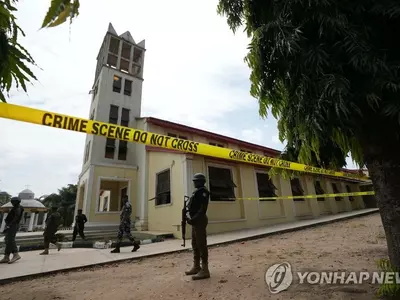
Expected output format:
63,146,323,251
110,195,140,253
0,197,24,264
40,206,62,255
185,173,211,280
72,209,87,241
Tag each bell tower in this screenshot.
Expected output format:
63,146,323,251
75,23,147,229
82,23,145,167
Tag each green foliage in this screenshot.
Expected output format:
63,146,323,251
376,258,400,298
217,0,400,171
0,191,11,205
0,0,37,102
42,184,77,227
0,0,80,102
41,0,80,29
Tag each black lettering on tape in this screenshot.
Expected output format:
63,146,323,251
79,120,87,132
123,128,131,140
156,135,164,146
91,122,99,134
115,126,125,140
99,124,108,136
132,131,143,142
171,138,178,148
140,132,148,143
229,150,246,161
177,139,184,149
67,117,79,131
164,136,171,147
108,125,116,138
42,113,53,126
150,134,158,145
53,115,62,128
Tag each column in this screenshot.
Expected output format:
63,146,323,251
34,213,39,226
42,213,48,229
135,144,149,231
323,180,338,214
0,213,8,232
28,212,35,232
339,182,353,212
279,177,296,221
304,176,320,217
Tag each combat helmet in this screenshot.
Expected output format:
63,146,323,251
10,196,21,206
192,173,206,182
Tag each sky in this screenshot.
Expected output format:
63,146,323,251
0,0,358,198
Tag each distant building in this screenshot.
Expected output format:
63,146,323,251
0,189,48,232
74,23,371,238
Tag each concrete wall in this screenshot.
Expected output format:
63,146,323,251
145,149,365,238
147,151,185,234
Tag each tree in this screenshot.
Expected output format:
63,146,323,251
0,191,11,206
0,0,80,102
42,184,77,227
217,0,400,271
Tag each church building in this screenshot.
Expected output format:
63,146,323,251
74,23,369,239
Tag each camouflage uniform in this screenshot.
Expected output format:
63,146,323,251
0,197,24,264
185,173,211,280
40,208,62,255
110,198,140,253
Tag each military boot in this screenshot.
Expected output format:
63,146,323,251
131,241,140,252
0,255,10,263
185,260,201,275
40,248,49,255
192,262,210,280
110,243,120,253
40,249,49,255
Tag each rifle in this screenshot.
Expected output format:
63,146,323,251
181,196,190,247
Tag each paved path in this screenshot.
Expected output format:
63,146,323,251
0,208,379,284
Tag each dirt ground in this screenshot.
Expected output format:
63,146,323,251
0,213,389,300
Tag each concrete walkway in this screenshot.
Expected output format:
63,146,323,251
0,208,379,284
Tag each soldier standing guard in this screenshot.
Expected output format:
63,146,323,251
110,195,140,253
0,197,24,264
185,173,211,280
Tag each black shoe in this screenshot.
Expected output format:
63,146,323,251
111,247,120,253
132,241,140,252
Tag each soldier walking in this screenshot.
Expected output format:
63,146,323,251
72,209,87,241
185,173,211,280
40,206,62,255
0,197,24,264
110,195,140,253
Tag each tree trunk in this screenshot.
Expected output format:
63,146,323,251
364,142,400,271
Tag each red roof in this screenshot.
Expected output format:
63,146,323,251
144,117,362,174
145,117,280,157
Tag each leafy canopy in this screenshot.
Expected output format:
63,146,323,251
217,0,400,172
0,0,80,102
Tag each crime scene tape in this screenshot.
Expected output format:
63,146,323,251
0,102,369,181
221,191,375,201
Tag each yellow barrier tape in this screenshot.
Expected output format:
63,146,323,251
0,103,370,181
222,191,375,201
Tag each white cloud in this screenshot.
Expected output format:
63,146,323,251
0,0,359,197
